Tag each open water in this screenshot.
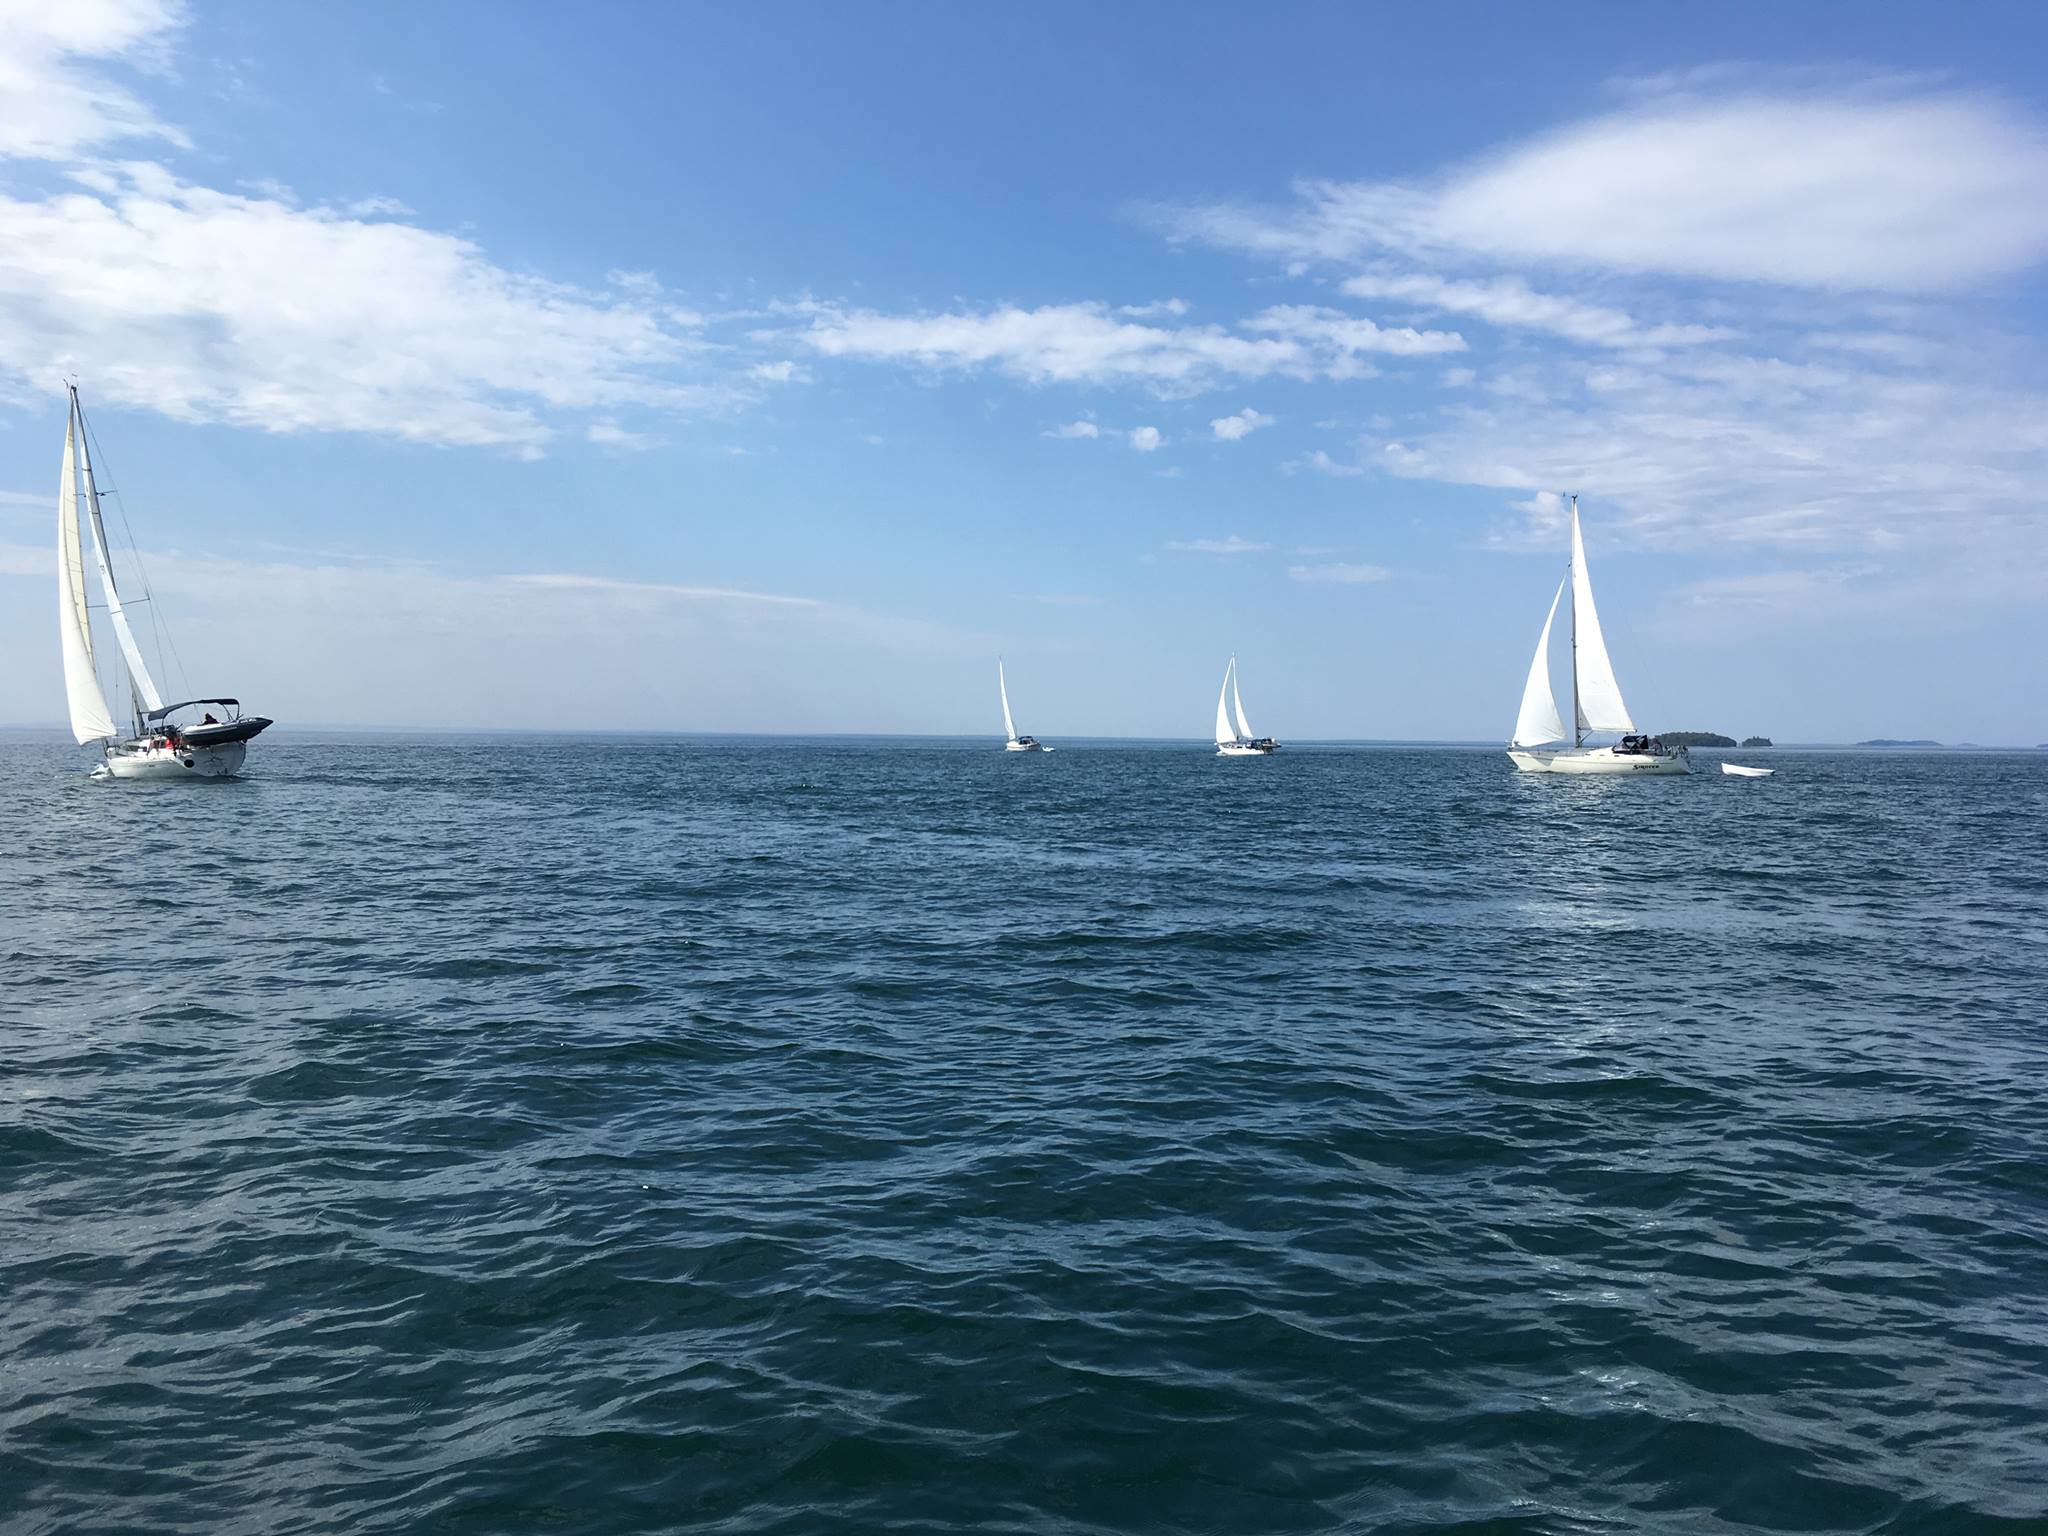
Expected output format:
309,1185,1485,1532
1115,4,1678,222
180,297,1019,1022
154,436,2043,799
3,734,2045,1534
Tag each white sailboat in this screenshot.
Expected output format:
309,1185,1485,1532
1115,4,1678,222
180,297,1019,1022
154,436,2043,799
1214,656,1277,756
57,385,271,780
999,660,1047,751
1506,495,1687,776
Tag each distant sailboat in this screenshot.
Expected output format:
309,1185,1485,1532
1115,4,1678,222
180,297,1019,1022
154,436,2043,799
999,660,1047,751
1506,495,1686,775
57,385,271,780
1214,656,1277,756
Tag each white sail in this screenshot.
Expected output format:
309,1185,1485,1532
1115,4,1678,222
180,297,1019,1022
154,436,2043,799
57,411,115,744
999,660,1018,741
1231,662,1254,740
1569,498,1633,736
1511,575,1567,748
74,396,164,716
1214,659,1236,746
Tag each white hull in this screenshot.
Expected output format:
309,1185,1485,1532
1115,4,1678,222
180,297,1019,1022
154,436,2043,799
1721,762,1773,778
95,740,248,781
1508,746,1689,776
1004,739,1043,752
1217,742,1274,757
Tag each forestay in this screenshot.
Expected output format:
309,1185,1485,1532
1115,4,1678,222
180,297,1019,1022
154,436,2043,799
1214,660,1236,747
999,660,1018,741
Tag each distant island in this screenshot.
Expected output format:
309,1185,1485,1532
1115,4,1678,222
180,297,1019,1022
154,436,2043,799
1856,738,1941,748
1741,736,1772,748
1661,731,1735,748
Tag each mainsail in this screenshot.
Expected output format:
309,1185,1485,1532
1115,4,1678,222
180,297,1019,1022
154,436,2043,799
1214,660,1236,746
73,390,165,717
999,660,1018,741
1231,662,1254,741
1513,575,1568,747
1568,498,1633,736
57,412,115,743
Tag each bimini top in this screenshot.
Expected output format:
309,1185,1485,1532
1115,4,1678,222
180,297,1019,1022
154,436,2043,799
146,698,239,722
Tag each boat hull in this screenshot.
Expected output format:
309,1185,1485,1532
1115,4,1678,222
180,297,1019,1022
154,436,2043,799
1508,746,1689,776
1721,762,1774,777
1217,743,1276,757
95,740,248,780
1004,740,1043,752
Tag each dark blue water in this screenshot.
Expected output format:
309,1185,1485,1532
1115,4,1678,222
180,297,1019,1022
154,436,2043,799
5,734,2046,1534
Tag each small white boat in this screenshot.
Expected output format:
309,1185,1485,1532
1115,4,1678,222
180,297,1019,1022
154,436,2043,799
999,660,1048,751
57,385,271,779
1214,656,1277,756
1505,495,1687,776
1721,762,1774,778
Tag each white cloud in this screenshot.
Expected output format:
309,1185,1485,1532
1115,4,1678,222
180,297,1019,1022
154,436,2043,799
1118,297,1190,318
0,162,720,449
1243,304,1466,362
1381,345,2048,566
586,421,658,450
1166,535,1269,555
1128,425,1162,452
0,0,187,162
342,196,415,218
1288,562,1389,583
1161,87,2048,291
1211,407,1274,441
505,572,820,607
0,536,994,731
1044,419,1101,439
1291,449,1364,478
1341,272,1729,349
797,300,1460,388
747,360,809,383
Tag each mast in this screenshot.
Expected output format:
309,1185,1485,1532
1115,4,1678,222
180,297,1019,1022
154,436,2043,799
1569,492,1581,749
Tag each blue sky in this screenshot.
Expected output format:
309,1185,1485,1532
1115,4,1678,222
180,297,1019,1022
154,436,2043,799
2,1,2045,742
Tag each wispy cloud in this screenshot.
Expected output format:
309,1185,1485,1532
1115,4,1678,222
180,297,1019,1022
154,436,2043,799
1166,535,1270,555
797,300,1461,389
0,0,187,161
1286,449,1365,478
1340,272,1729,349
586,421,659,450
1044,419,1101,439
505,573,823,607
1156,86,2048,290
1288,561,1389,584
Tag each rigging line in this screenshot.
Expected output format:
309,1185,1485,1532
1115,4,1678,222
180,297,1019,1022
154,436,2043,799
77,398,194,699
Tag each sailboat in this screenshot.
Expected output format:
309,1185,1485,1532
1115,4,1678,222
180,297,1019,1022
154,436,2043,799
999,660,1047,751
1506,495,1686,775
57,385,272,780
1214,656,1277,756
